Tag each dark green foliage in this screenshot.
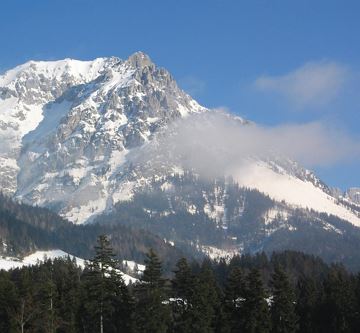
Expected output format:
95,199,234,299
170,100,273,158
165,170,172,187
134,249,170,333
223,267,246,332
319,265,358,333
191,260,221,333
270,266,298,333
242,268,271,333
0,273,17,332
2,241,360,332
80,235,133,333
296,277,319,333
170,258,195,333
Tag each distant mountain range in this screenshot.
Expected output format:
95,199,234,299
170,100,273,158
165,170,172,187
1,52,360,269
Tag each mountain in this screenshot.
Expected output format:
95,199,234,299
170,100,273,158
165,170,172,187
1,52,360,268
0,52,205,223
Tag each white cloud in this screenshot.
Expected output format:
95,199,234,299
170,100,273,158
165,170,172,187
254,61,349,108
131,111,360,178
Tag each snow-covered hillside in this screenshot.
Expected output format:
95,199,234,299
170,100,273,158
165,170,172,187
232,160,360,226
0,249,138,284
0,249,85,270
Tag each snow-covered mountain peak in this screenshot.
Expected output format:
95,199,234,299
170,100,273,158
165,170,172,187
0,52,207,221
127,51,154,69
0,52,359,228
0,57,115,93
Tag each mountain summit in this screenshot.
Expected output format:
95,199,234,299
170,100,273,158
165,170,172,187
0,52,206,222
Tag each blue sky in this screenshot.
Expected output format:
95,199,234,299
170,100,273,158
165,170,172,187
1,0,359,189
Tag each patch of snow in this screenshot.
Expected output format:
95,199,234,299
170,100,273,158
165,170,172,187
232,161,360,227
200,245,241,261
263,207,289,225
204,203,225,222
187,204,197,215
122,260,145,273
0,249,85,271
24,100,73,143
160,181,174,192
322,222,343,235
0,249,138,285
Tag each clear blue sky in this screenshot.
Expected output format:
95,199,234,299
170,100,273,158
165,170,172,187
1,0,359,189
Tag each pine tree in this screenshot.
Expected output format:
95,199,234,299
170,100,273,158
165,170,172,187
320,265,357,333
296,277,318,333
270,266,298,333
171,257,194,333
54,257,82,333
188,260,221,333
223,267,246,332
134,249,169,333
0,273,18,332
11,268,38,333
81,234,132,333
36,261,60,333
242,268,271,333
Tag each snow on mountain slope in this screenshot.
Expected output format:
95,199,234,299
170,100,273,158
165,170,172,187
232,160,360,226
0,52,206,222
0,57,115,195
345,188,360,205
0,249,84,270
0,249,138,284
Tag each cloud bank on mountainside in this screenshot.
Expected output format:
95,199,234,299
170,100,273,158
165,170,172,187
134,111,360,178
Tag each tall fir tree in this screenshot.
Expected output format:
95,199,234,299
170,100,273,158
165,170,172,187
0,273,18,333
35,262,60,333
80,234,133,333
55,257,82,333
134,249,170,333
189,260,221,333
11,268,38,333
223,267,246,332
320,265,357,333
296,277,319,333
270,266,298,333
170,257,194,333
242,268,271,333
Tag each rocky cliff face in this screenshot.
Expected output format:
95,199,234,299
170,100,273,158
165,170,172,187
0,52,206,222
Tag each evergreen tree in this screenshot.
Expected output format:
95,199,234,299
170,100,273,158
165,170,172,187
134,249,169,333
0,273,18,332
54,257,82,333
11,268,38,333
188,260,221,333
171,257,194,333
35,262,60,333
81,234,132,333
320,265,357,332
296,277,319,333
270,266,298,333
242,268,271,333
223,267,246,332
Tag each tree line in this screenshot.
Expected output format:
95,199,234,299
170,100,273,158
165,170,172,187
1,235,360,332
